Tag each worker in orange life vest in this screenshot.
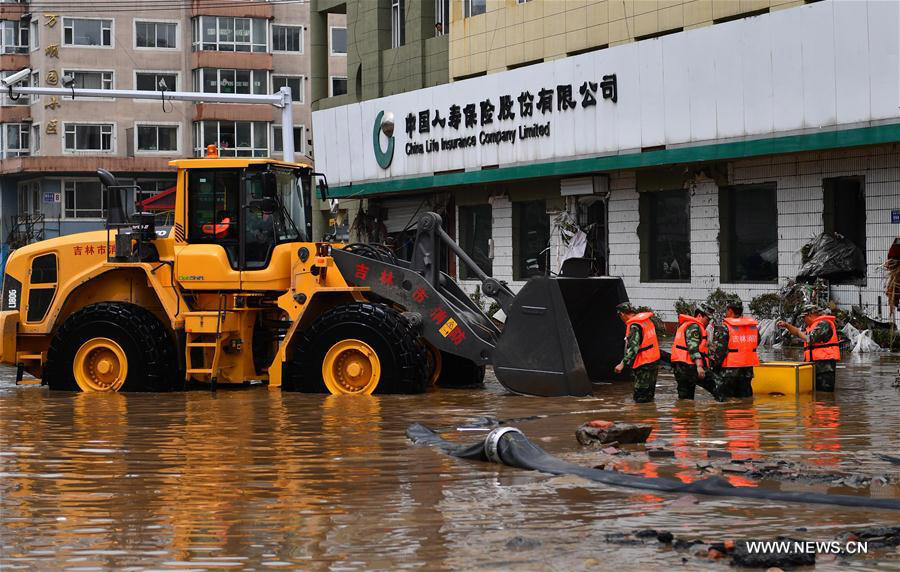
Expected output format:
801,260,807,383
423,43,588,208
709,299,760,399
777,304,839,392
614,302,661,403
671,302,715,400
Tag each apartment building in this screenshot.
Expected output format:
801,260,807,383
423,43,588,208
0,0,345,258
312,0,900,321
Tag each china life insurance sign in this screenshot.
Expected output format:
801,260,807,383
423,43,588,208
315,49,625,186
364,65,618,180
394,74,617,161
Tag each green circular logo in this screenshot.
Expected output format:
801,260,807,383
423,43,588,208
373,110,395,169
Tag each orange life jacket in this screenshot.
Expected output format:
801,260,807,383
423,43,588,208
671,315,709,365
721,317,760,368
804,315,840,361
625,312,660,368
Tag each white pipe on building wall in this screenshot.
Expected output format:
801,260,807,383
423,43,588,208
7,84,296,163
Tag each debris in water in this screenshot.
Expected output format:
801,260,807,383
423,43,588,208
575,421,653,446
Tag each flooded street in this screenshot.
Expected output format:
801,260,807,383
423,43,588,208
2,348,899,571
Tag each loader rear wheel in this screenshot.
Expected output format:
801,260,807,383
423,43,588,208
44,302,180,392
435,352,486,389
285,303,429,395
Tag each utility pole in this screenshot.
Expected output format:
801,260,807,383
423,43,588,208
5,79,296,163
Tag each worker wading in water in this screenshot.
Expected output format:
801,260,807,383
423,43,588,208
710,299,760,400
671,303,715,400
778,304,840,392
614,302,661,403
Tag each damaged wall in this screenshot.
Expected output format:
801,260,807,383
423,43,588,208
608,143,900,321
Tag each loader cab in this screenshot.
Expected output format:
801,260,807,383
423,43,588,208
171,158,312,289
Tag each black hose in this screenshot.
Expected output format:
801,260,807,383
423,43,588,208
407,424,900,511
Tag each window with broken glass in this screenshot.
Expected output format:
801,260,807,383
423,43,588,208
640,189,690,282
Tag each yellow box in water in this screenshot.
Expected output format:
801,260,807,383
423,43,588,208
752,362,815,395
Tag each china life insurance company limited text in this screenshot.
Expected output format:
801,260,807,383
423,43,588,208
405,121,551,156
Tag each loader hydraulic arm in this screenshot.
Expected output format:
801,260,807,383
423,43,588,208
410,213,516,313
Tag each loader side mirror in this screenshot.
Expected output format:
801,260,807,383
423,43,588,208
261,172,277,198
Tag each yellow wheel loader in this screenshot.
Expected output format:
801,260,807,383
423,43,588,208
0,158,629,396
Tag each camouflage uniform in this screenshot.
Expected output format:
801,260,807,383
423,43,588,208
708,322,756,400
672,323,717,399
622,323,659,403
807,321,836,392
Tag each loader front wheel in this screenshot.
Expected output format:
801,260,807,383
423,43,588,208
285,303,429,395
44,302,180,392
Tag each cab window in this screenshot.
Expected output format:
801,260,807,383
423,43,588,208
187,169,241,267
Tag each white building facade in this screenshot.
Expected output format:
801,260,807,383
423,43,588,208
313,0,900,322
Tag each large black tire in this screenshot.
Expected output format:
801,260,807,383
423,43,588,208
284,303,429,394
44,302,181,392
435,352,486,389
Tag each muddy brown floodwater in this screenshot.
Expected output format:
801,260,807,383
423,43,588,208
1,347,899,571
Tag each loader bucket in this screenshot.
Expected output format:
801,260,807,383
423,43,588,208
492,276,628,397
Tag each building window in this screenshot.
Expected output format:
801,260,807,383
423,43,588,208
459,205,492,280
513,200,549,280
1,123,30,158
192,16,267,52
435,0,449,35
31,123,40,153
1,19,28,53
134,178,176,205
272,75,304,102
464,0,486,18
823,176,866,278
272,125,305,155
17,181,41,216
62,70,113,95
137,125,178,152
640,190,690,282
135,21,177,49
29,70,38,102
719,184,778,282
391,0,405,48
272,24,302,52
194,121,269,157
330,76,347,96
29,18,38,50
64,123,114,152
63,18,112,47
64,180,106,218
136,72,177,91
330,26,346,54
194,68,268,95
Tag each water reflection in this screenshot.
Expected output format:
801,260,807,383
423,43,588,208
2,350,899,569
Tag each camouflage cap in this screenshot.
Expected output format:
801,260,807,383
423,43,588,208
726,298,744,315
695,302,714,316
615,302,636,314
799,303,824,317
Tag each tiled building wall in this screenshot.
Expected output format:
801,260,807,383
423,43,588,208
449,0,809,79
457,144,898,320
608,144,900,321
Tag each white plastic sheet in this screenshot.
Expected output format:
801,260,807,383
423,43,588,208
758,318,777,346
841,323,885,353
